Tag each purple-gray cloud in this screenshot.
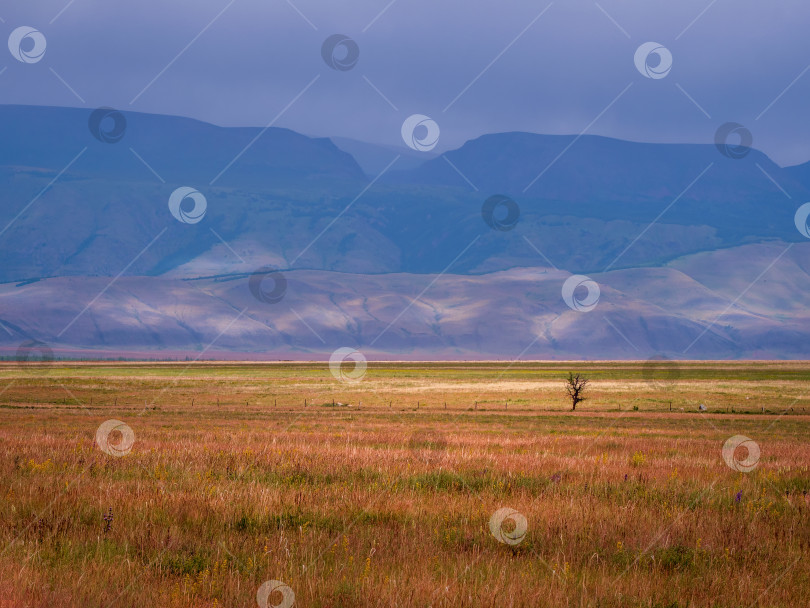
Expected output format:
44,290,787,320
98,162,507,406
2,0,809,165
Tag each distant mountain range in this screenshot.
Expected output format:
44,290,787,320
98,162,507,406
1,104,808,359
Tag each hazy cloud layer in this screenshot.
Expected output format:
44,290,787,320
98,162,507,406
2,0,809,165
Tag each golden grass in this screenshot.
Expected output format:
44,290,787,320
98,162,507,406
1,361,809,607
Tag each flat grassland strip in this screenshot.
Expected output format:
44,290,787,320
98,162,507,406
0,361,808,607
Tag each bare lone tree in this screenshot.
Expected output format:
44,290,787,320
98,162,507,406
565,372,588,411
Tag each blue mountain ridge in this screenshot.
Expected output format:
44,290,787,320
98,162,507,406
0,104,807,283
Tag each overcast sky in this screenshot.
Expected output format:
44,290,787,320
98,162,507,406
2,0,809,165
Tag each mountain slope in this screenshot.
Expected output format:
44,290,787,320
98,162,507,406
0,105,366,186
1,242,808,359
393,132,807,242
1,105,810,359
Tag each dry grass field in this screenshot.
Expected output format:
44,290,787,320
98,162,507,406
1,360,809,607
